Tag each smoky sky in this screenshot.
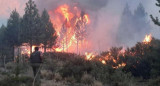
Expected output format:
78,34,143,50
0,0,160,51
35,0,108,12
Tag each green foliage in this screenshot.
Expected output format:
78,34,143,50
150,0,160,26
22,0,41,53
148,77,160,86
5,9,21,60
0,25,8,55
40,9,57,52
0,25,14,62
0,76,33,86
6,9,21,46
90,61,114,84
81,74,94,85
123,38,160,79
0,0,57,56
59,57,92,82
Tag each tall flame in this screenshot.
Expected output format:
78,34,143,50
49,4,90,53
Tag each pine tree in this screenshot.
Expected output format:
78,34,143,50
0,25,7,55
133,3,150,34
117,3,151,46
5,9,21,60
6,9,21,46
150,0,160,78
150,0,160,26
22,0,41,53
40,9,57,53
116,4,134,45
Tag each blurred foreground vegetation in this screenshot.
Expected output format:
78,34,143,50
0,38,160,86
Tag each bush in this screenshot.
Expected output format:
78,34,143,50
0,76,33,86
110,69,134,86
90,61,114,84
81,74,94,85
148,77,160,86
54,73,62,82
41,70,53,80
65,76,76,84
59,57,92,82
93,80,103,86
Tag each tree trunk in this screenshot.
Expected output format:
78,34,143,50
30,44,32,56
3,55,6,70
63,38,65,52
66,34,68,52
12,46,14,60
77,39,79,54
44,45,46,53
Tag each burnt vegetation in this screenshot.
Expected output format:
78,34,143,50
0,0,160,86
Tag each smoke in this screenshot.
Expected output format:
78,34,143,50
0,0,157,53
0,0,27,26
35,0,153,52
36,0,108,12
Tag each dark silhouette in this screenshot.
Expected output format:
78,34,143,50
30,47,42,77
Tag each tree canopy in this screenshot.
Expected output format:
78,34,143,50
0,0,57,59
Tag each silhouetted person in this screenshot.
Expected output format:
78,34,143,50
30,47,42,85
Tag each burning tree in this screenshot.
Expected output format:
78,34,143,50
49,4,90,53
75,11,89,54
61,21,68,52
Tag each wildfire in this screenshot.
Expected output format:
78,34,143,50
47,4,128,69
112,63,126,69
143,34,152,44
49,4,90,53
56,4,74,21
85,52,95,60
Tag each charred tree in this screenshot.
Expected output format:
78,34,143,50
61,23,67,52
75,12,88,54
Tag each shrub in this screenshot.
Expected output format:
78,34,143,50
0,76,33,86
65,76,76,84
54,73,62,82
93,80,103,86
41,70,53,80
110,69,133,86
81,74,94,85
59,57,92,82
148,77,160,86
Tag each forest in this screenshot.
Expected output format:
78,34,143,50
0,0,160,86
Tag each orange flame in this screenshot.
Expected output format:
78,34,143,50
112,63,126,69
49,4,90,53
143,34,152,44
101,60,106,64
55,4,74,22
85,52,95,60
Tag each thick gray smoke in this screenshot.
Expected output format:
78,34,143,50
35,0,152,52
116,3,151,47
36,0,108,12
